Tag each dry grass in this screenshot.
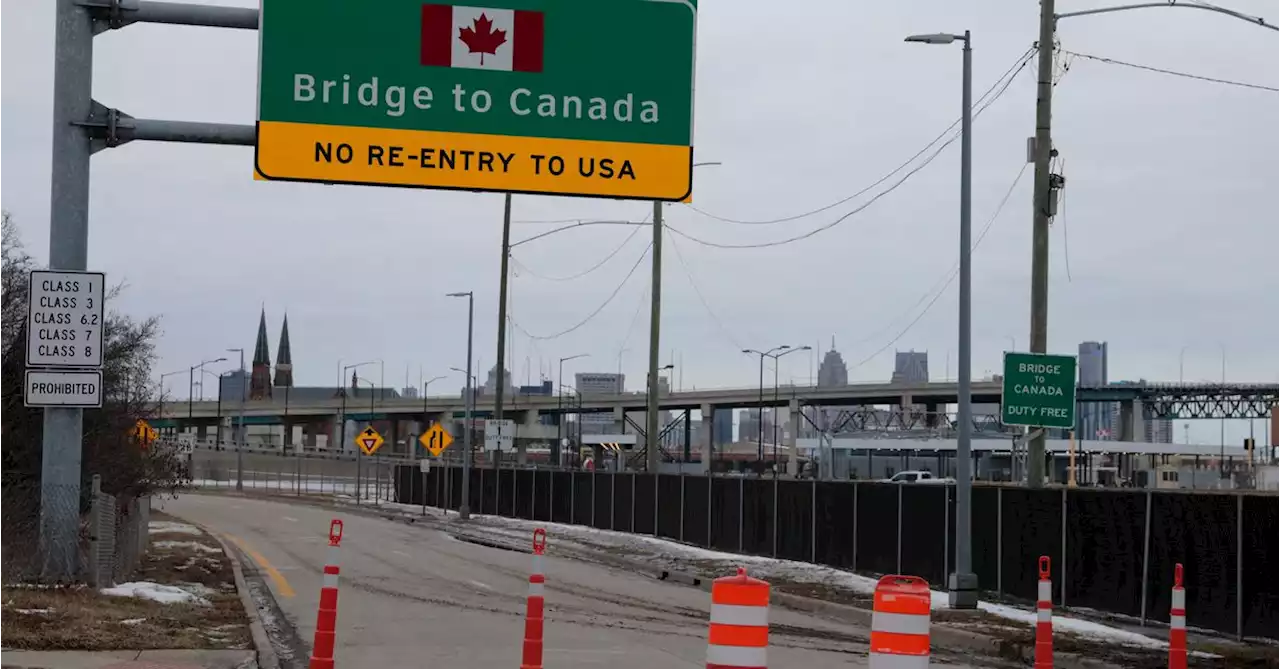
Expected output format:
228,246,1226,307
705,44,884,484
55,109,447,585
1,516,250,651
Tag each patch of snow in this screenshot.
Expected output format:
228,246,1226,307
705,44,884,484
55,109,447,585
148,521,203,535
152,540,222,554
13,608,54,614
176,583,218,598
466,513,1196,653
120,618,147,625
102,581,211,606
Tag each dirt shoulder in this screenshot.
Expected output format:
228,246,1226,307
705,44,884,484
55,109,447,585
1,511,251,651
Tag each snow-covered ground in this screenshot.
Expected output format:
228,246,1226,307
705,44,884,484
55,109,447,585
148,521,203,535
101,581,211,606
151,540,221,553
402,509,1190,653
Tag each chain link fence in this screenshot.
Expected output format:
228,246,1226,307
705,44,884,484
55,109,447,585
2,471,150,585
188,448,399,502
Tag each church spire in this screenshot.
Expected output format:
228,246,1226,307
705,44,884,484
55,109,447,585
273,313,293,387
249,308,273,400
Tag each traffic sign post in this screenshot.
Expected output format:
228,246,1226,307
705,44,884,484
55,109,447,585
255,0,697,200
420,423,454,457
1001,352,1078,429
484,418,515,452
356,425,385,455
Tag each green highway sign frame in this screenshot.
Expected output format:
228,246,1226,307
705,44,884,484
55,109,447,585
1000,351,1078,430
255,0,697,200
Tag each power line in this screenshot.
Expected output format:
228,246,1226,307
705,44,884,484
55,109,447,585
848,162,1030,371
1060,48,1278,92
684,45,1035,226
666,53,1031,250
666,230,748,350
511,223,644,281
510,218,648,248
510,242,651,341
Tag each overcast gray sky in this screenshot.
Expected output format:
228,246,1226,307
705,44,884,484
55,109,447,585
3,0,1276,444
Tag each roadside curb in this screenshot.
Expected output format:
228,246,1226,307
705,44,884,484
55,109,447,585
199,524,281,669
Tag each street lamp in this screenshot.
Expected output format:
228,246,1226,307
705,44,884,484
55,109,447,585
353,375,378,501
447,291,475,519
907,28,977,610
188,356,226,418
557,354,589,466
340,360,376,500
770,347,810,473
158,369,185,433
225,348,245,491
422,375,446,442
743,346,791,468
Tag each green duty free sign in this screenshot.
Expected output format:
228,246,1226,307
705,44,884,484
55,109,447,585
1000,352,1078,429
255,0,697,200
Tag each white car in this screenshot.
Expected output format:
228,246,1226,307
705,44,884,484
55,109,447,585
882,470,953,484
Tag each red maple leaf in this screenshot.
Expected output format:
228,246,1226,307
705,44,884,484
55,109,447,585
458,13,507,65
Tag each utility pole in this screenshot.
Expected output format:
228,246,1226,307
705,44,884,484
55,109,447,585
646,200,663,472
1027,0,1057,488
494,192,512,467
495,193,512,422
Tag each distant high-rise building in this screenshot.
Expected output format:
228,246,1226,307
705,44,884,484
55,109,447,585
401,386,419,399
891,350,929,384
576,372,624,434
817,338,848,387
713,409,734,445
1077,342,1114,439
814,338,848,434
483,364,513,397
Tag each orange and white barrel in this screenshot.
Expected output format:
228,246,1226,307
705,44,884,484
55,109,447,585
869,575,931,668
706,567,769,669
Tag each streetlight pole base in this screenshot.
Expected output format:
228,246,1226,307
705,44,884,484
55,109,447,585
947,572,979,609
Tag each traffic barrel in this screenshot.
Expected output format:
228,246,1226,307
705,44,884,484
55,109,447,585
1035,556,1053,669
521,528,549,669
309,519,344,669
706,567,769,669
869,575,930,668
1169,563,1187,669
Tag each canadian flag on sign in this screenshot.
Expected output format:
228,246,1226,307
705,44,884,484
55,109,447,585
421,5,544,72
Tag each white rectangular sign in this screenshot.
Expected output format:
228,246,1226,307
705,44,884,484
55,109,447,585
26,270,106,368
24,369,103,408
484,419,515,451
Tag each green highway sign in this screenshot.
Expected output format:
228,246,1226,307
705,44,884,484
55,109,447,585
256,0,697,200
1000,352,1078,429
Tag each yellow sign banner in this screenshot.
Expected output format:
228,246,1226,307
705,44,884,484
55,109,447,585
255,121,692,200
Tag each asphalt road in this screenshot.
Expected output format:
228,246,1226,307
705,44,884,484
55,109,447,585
162,494,977,668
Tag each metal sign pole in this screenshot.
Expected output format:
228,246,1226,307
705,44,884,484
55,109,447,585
40,0,94,580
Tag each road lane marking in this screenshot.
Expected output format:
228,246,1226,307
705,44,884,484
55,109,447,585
392,549,410,558
469,580,493,591
282,516,299,523
225,534,297,598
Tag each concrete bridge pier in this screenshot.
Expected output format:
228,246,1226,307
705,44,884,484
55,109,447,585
514,408,540,465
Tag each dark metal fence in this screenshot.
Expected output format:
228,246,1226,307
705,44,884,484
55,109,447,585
395,466,1276,640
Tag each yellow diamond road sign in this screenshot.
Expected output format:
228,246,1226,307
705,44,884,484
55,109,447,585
134,419,158,446
356,425,384,455
419,423,453,458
